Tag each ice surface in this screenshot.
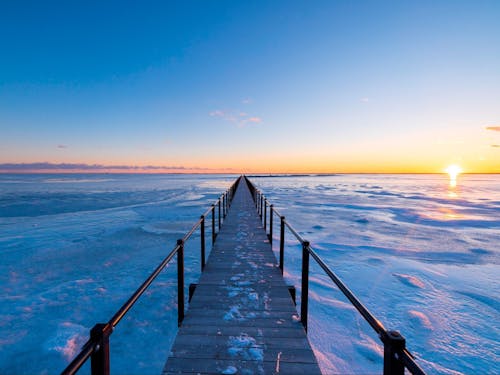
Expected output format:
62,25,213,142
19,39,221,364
1,173,498,374
253,174,499,375
0,174,234,374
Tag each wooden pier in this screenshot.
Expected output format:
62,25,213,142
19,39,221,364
61,176,426,375
163,181,321,374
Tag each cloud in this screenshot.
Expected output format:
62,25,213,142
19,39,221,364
209,110,237,122
242,117,262,125
491,144,500,148
360,97,370,103
209,110,225,117
57,144,68,149
0,163,234,173
485,126,500,131
210,109,262,127
242,98,252,104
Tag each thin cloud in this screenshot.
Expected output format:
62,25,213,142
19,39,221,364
485,126,500,131
242,117,262,125
0,163,233,173
209,110,225,117
209,110,237,122
491,144,500,148
57,144,68,149
210,109,262,127
360,97,370,103
242,98,253,104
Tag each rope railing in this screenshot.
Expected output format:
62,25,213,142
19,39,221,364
244,176,426,375
61,176,241,375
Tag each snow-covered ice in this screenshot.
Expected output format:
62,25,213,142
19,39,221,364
253,174,499,375
0,173,498,374
0,174,234,374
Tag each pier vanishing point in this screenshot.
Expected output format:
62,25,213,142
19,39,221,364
62,176,427,375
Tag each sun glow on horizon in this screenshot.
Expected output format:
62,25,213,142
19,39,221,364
445,164,463,188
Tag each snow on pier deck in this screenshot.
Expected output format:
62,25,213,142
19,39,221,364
163,181,321,375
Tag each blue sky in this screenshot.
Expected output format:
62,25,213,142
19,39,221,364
1,1,499,172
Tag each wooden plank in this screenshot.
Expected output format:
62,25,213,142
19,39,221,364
163,181,321,374
165,358,321,375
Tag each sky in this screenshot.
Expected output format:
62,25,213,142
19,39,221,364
1,0,499,173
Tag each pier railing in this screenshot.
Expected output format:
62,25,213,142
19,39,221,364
61,176,241,375
244,176,426,375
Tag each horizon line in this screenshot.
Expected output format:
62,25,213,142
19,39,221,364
0,162,498,174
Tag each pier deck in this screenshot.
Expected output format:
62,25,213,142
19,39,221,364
163,181,321,374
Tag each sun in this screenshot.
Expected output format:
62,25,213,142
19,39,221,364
445,164,462,180
445,164,462,188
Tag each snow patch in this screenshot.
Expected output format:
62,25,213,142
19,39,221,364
393,273,425,288
44,322,87,360
227,334,264,361
221,365,238,374
408,310,433,330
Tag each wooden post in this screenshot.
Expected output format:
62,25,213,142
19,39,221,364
269,205,273,244
90,323,111,375
280,216,285,274
177,239,185,326
383,331,406,375
301,241,310,332
200,216,205,271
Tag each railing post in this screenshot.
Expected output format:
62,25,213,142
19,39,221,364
383,331,406,375
260,194,264,219
301,241,310,332
211,204,216,244
280,216,285,274
223,194,226,218
269,205,273,244
200,215,205,271
263,200,267,230
218,199,221,230
90,323,111,375
177,239,185,326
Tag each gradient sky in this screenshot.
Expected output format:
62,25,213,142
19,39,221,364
1,0,499,173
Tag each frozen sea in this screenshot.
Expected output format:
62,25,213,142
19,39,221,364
0,173,498,374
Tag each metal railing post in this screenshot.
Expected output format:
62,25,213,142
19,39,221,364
301,241,310,332
200,215,206,271
383,331,406,375
263,200,267,230
269,205,273,244
211,204,216,244
218,199,221,230
280,216,285,274
177,239,185,326
260,194,264,219
90,323,111,375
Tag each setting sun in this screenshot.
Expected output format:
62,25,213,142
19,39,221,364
445,164,463,188
445,164,463,180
